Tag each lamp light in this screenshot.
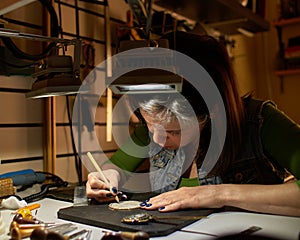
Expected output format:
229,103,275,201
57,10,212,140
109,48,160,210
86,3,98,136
110,68,182,94
237,27,254,37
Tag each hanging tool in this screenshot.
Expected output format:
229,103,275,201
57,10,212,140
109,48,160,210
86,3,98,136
126,0,153,39
126,0,148,27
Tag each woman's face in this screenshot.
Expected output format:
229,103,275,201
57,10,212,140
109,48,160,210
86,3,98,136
140,110,199,150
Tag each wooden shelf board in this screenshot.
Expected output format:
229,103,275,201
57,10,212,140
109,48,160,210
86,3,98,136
154,0,270,35
273,17,300,27
275,68,300,76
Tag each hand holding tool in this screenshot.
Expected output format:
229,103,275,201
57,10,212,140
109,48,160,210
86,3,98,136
87,152,119,202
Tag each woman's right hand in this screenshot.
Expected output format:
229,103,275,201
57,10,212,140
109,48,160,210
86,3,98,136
86,169,121,203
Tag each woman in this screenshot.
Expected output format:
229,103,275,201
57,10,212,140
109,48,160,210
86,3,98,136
86,31,300,216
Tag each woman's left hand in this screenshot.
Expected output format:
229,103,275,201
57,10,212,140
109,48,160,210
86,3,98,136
141,183,300,216
140,185,225,212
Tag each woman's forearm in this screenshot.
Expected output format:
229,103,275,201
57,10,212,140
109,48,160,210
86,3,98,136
221,182,300,216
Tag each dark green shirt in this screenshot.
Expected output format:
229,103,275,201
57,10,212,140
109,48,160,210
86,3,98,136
261,103,300,187
110,103,300,188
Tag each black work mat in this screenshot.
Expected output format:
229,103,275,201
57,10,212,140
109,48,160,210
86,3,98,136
57,203,214,237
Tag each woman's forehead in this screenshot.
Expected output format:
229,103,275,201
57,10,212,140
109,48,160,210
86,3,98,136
141,110,190,129
140,109,171,121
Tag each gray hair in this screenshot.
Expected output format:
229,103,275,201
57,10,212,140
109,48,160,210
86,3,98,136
138,94,207,126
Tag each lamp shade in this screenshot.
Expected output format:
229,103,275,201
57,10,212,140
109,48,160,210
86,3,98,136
26,55,82,98
108,39,183,94
26,39,84,98
110,68,182,94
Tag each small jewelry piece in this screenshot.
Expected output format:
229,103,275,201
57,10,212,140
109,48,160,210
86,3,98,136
108,200,142,210
121,213,206,224
121,213,152,223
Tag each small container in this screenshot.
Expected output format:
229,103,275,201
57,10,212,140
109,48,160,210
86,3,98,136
73,185,88,206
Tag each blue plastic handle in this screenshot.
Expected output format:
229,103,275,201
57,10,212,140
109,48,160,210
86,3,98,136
10,172,46,186
0,169,34,179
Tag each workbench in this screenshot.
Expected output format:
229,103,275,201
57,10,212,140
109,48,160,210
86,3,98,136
1,198,299,239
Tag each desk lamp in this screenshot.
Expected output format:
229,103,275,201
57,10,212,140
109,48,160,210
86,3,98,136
25,38,83,99
108,39,183,94
0,28,84,98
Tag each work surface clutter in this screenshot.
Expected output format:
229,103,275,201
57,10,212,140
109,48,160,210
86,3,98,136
0,198,300,240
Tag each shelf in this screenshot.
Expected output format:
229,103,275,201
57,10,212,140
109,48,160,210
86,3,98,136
153,0,270,35
273,17,300,27
275,68,300,76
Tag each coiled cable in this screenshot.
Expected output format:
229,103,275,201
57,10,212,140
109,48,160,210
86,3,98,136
1,0,59,61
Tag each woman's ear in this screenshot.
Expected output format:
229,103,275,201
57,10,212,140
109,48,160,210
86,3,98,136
198,115,209,131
